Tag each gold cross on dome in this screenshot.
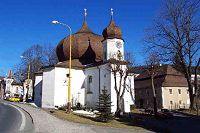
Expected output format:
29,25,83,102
111,8,114,17
84,8,87,17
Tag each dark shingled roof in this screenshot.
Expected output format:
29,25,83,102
56,18,103,62
102,19,122,40
135,65,188,88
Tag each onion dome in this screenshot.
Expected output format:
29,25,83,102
56,9,103,63
102,9,122,40
102,20,122,40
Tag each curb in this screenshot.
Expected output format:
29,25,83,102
8,102,34,124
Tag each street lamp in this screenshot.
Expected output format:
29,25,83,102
20,56,31,102
52,20,72,112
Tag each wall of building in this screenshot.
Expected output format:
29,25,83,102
54,67,85,107
4,78,14,96
84,64,112,110
162,87,190,109
42,68,55,108
135,87,163,109
11,85,23,97
34,75,43,107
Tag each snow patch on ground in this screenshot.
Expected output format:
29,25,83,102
73,110,97,118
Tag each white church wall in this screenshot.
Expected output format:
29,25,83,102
42,68,55,108
84,67,100,108
34,75,43,107
84,64,112,110
84,64,134,113
54,67,68,107
54,67,85,107
71,69,85,107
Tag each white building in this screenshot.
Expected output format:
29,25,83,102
0,70,23,99
34,10,135,113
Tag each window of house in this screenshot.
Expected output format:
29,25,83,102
169,89,172,94
179,100,182,104
170,101,173,104
178,89,181,94
104,74,106,78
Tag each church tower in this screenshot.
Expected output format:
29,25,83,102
102,8,124,62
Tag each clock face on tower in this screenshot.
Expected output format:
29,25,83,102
116,41,122,49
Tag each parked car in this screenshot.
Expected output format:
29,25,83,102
8,97,20,102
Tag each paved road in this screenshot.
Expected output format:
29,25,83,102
0,101,35,133
10,102,151,133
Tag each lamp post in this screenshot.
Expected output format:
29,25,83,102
52,20,72,112
20,56,31,102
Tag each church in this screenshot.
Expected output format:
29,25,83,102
34,9,135,113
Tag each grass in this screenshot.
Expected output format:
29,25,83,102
131,109,143,114
44,109,145,130
181,109,200,116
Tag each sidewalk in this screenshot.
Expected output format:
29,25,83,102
11,102,151,133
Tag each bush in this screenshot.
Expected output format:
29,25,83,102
58,105,67,111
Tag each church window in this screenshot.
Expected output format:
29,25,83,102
87,76,93,94
89,76,92,83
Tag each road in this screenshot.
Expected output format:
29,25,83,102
0,101,35,133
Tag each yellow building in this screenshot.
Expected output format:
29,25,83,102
135,65,190,110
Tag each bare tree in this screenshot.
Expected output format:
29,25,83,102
194,58,200,115
43,44,58,66
145,0,200,108
145,52,161,115
14,44,58,82
110,52,134,116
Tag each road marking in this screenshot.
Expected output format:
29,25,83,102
5,103,26,131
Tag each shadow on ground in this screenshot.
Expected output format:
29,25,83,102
116,113,200,133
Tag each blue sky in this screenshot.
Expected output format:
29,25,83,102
0,0,162,76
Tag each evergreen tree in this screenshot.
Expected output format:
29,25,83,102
97,88,113,122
